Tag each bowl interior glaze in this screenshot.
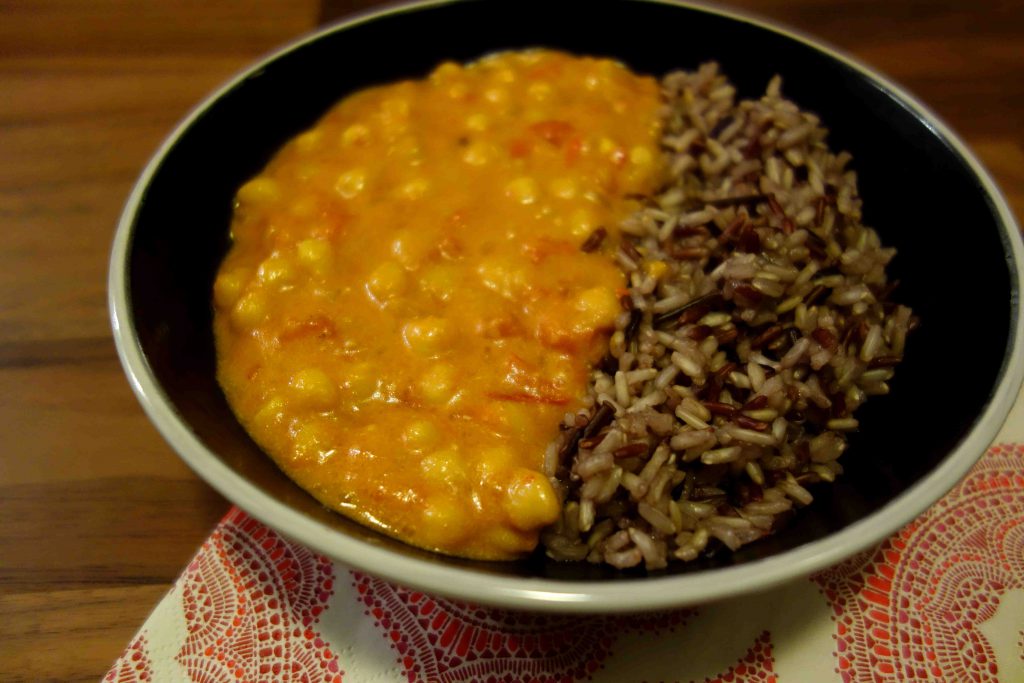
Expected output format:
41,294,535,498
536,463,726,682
119,0,1019,602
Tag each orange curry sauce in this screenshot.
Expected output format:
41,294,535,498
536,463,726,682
213,50,663,559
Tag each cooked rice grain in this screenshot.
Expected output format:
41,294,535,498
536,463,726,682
541,63,914,570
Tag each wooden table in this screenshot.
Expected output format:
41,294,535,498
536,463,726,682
1,1,1020,680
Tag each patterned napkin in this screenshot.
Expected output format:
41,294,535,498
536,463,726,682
106,395,1024,683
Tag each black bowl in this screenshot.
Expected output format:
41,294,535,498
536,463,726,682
109,0,1023,611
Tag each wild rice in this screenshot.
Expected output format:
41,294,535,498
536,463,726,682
541,63,914,570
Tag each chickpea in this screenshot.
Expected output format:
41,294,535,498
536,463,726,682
465,113,488,131
231,291,268,329
342,123,370,146
335,168,366,199
292,422,330,460
418,495,470,548
574,286,620,328
502,468,560,531
399,177,430,200
462,141,492,166
296,239,332,274
390,229,432,267
402,317,449,356
476,445,516,480
293,129,322,152
549,177,577,200
343,362,378,401
483,86,508,106
366,261,407,301
252,396,285,429
479,526,532,557
419,264,458,301
570,208,597,237
630,145,654,166
257,256,295,286
420,448,467,488
213,268,249,309
403,420,441,451
418,363,455,404
504,177,539,205
236,177,280,204
430,61,461,82
289,368,338,410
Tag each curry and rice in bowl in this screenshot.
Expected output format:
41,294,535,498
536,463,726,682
111,0,1023,611
213,49,911,568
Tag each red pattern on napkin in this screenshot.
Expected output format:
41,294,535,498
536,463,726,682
353,571,691,683
177,508,343,682
104,632,153,682
708,631,776,683
813,443,1024,682
354,572,778,681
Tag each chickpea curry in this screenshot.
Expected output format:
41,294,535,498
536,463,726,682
213,50,663,559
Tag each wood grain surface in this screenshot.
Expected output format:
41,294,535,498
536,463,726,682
1,1,1021,680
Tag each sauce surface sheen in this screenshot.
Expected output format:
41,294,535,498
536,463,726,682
213,50,663,559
